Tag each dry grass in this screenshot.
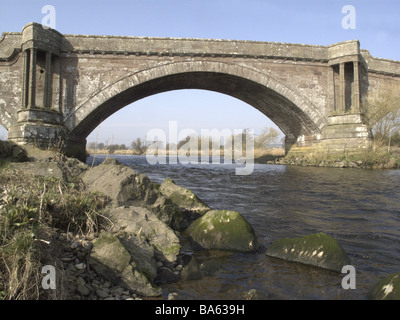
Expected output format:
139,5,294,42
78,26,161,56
0,166,109,300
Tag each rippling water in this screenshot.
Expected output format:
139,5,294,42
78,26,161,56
87,154,400,300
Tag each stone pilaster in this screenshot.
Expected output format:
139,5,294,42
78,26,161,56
352,61,360,113
27,48,37,108
339,63,346,114
43,51,52,109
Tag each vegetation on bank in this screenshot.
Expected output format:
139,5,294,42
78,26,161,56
277,83,400,169
362,83,400,150
0,161,109,300
278,146,400,169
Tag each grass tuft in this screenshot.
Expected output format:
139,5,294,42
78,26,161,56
0,165,109,300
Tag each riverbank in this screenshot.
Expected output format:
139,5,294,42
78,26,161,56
271,146,400,169
87,145,400,170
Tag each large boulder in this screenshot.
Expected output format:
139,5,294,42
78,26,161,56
367,272,400,300
109,206,181,265
150,193,194,231
186,210,259,253
160,177,210,219
265,233,351,272
89,231,161,297
82,158,208,230
82,158,151,206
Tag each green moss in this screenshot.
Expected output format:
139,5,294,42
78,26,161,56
91,232,131,272
187,210,259,252
160,178,210,213
159,243,181,256
92,231,119,247
265,233,351,272
367,273,400,300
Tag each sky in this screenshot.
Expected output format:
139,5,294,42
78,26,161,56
1,0,399,144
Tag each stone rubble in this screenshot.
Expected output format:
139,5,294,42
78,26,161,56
57,231,185,300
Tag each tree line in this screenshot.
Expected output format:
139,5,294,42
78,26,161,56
87,137,147,154
87,127,283,154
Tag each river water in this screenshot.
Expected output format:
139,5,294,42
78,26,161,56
86,154,400,300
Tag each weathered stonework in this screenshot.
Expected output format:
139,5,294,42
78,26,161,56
1,22,400,159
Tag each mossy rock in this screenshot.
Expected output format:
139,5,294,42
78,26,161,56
367,272,400,300
90,232,161,297
265,233,350,272
160,177,210,215
151,195,187,230
186,210,259,253
90,232,132,282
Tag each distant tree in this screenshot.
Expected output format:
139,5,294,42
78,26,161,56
363,83,400,150
119,144,127,150
255,127,281,149
97,142,105,150
131,137,145,153
107,144,119,154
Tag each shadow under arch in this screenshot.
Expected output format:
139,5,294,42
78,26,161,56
66,61,327,152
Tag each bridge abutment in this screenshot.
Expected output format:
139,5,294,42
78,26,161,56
8,108,66,149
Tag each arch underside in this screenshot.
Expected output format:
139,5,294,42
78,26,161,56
69,70,324,143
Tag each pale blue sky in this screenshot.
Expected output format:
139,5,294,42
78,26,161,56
1,0,399,143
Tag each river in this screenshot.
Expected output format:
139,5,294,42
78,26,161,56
87,154,400,300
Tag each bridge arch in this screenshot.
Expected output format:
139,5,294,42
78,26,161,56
66,61,327,146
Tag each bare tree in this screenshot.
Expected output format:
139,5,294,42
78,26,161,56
255,127,281,149
131,137,145,153
363,83,400,150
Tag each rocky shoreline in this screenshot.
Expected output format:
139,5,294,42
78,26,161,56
3,151,262,300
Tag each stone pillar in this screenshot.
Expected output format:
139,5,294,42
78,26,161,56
352,61,360,113
43,52,52,109
339,63,345,114
21,50,29,109
27,48,37,108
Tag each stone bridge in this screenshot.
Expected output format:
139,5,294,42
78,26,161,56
1,22,400,160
